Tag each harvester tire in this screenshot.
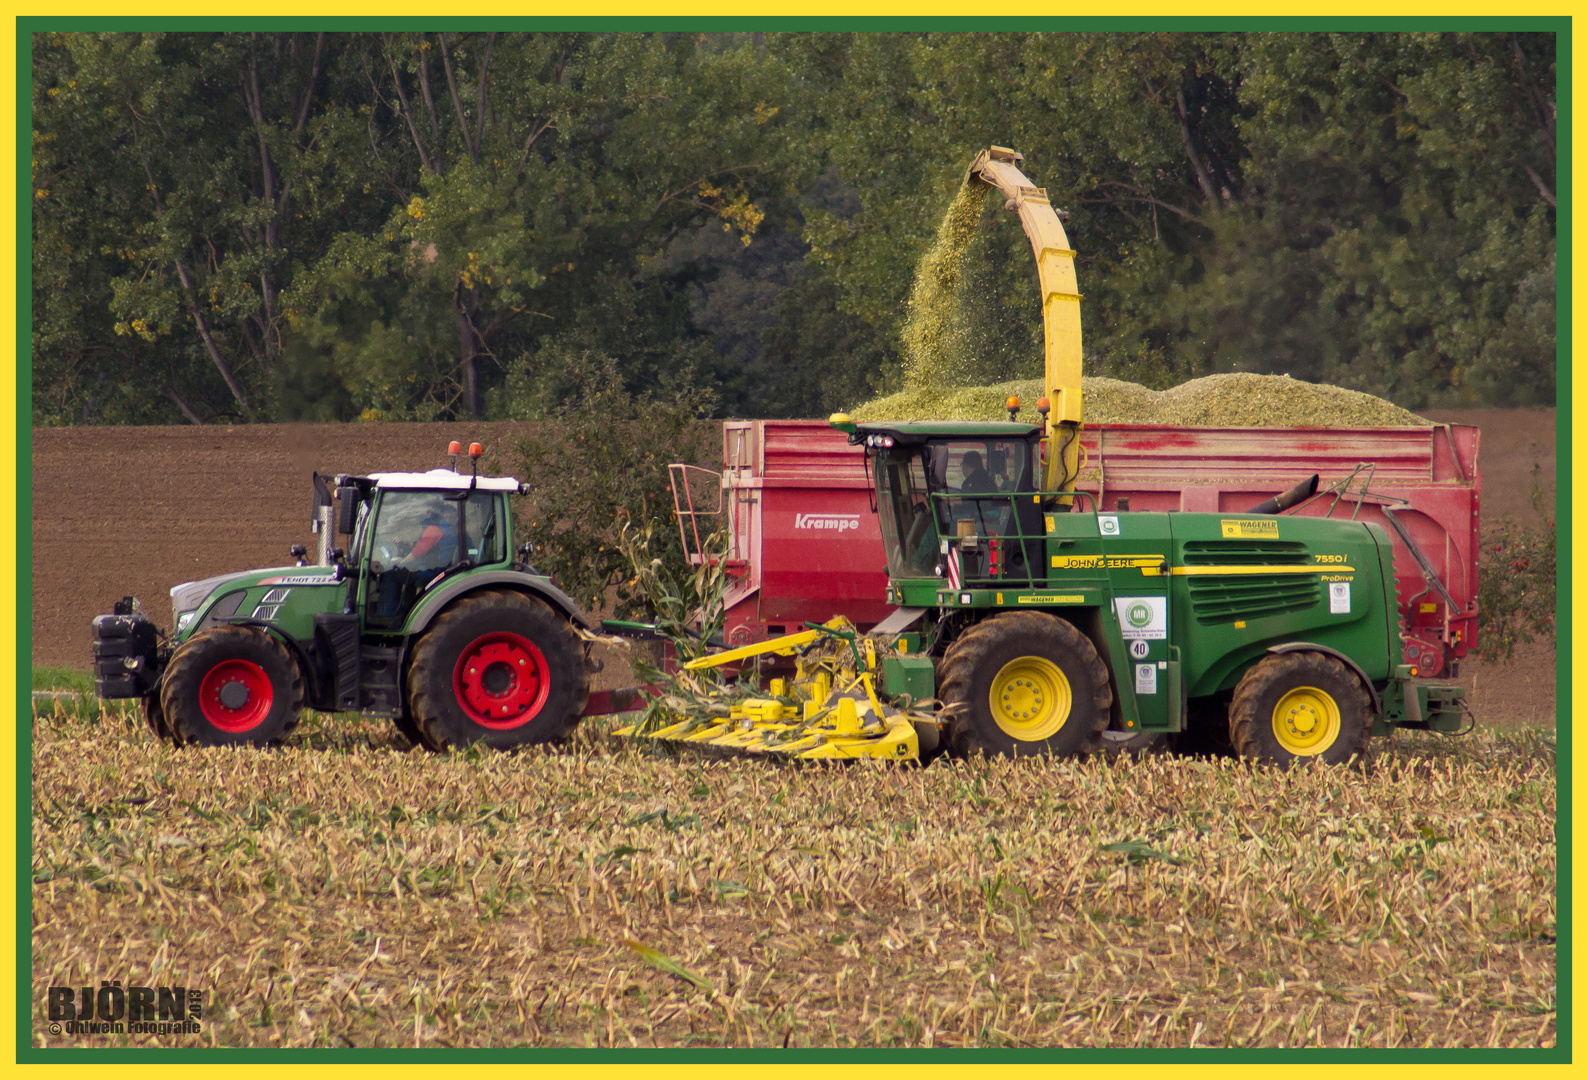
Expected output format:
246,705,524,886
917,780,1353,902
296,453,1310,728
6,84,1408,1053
1229,651,1370,765
405,588,589,752
938,611,1111,758
160,626,304,748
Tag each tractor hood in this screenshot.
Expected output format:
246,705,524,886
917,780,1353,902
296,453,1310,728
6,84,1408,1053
170,565,339,624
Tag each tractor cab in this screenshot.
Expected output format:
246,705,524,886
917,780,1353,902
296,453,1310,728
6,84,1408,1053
346,469,523,632
852,421,1048,597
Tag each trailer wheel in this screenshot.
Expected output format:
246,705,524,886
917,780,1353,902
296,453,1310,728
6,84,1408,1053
938,611,1111,758
1229,651,1370,765
406,588,589,752
160,626,304,747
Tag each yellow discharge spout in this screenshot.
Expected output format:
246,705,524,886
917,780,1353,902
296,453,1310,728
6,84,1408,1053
966,146,1083,495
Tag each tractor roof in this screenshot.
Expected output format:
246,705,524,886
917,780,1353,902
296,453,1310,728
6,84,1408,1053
365,469,523,492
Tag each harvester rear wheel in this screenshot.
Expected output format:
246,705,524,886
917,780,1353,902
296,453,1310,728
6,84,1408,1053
938,611,1111,758
1229,651,1370,765
160,626,304,747
405,588,589,752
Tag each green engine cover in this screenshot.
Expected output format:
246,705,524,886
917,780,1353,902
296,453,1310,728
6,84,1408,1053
909,508,1397,733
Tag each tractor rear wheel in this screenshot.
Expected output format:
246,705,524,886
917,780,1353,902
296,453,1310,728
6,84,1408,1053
405,588,589,752
160,626,304,747
938,611,1111,758
1229,651,1370,765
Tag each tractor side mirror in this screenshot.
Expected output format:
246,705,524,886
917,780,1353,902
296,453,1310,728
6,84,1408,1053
336,486,359,535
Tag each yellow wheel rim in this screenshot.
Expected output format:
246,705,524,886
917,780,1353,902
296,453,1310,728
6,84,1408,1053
990,656,1071,741
1271,685,1342,756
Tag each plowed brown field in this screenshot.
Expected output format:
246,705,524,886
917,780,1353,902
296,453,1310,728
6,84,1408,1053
31,409,1557,722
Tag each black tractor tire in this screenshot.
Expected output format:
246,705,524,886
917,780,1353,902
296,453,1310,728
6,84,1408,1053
391,712,425,749
140,690,172,742
938,611,1111,759
405,588,590,752
1229,651,1371,765
160,626,304,748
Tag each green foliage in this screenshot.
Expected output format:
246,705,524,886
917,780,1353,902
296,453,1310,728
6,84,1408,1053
512,352,716,618
33,31,1556,425
1475,473,1556,661
778,31,1556,408
31,666,95,694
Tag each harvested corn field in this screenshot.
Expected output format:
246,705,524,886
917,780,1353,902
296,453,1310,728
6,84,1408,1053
851,373,1427,427
32,698,1556,1049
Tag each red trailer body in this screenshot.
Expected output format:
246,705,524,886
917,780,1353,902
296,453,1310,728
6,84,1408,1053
674,419,1480,677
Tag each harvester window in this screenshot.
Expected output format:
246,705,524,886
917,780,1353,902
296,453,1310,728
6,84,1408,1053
875,450,936,578
931,440,1031,537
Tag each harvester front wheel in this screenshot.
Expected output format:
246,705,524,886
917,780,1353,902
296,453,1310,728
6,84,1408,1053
160,626,304,747
405,588,589,752
1229,651,1370,765
939,612,1111,758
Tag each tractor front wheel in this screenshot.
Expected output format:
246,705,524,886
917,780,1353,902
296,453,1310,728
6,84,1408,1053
405,589,590,752
160,626,304,747
938,612,1111,758
1229,651,1370,765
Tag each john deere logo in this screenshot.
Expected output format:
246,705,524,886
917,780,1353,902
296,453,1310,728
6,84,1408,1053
1126,602,1154,628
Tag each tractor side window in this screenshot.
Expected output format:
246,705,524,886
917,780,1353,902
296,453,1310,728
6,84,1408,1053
364,490,503,632
347,499,373,562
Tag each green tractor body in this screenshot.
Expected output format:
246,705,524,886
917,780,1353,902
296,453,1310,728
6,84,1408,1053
92,462,593,750
853,420,1466,762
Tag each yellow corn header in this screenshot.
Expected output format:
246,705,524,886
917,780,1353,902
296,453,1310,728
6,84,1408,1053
614,618,934,761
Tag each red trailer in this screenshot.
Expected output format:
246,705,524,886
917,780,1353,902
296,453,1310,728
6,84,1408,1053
672,418,1480,677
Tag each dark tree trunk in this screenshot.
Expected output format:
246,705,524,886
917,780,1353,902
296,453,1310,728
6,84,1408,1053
457,303,480,418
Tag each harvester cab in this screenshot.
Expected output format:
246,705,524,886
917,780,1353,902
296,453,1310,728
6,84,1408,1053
92,444,596,753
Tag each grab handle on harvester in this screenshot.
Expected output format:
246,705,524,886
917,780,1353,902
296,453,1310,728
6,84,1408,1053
967,146,1084,501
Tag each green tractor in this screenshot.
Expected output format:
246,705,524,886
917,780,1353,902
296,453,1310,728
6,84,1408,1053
842,417,1467,765
91,444,594,750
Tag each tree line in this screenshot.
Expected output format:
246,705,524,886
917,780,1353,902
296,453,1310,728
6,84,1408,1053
31,31,1556,426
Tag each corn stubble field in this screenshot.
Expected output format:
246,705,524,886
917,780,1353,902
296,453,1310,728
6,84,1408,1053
33,697,1555,1049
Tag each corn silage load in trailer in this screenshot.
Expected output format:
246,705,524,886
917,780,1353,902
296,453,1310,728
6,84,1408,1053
850,372,1426,427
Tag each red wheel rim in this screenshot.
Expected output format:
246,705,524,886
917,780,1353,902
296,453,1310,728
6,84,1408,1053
198,659,274,733
452,632,551,729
